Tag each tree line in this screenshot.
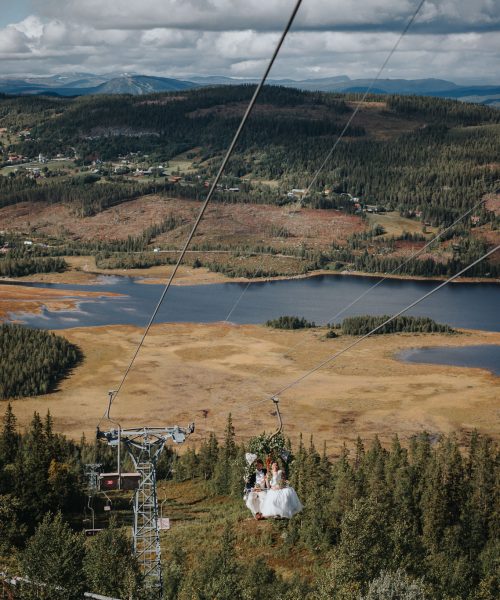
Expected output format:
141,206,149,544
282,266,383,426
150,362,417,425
165,415,499,599
264,314,454,334
0,175,171,216
340,315,455,335
0,255,67,277
0,324,80,398
266,315,316,329
331,234,499,278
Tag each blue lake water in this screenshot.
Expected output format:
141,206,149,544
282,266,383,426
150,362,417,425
1,273,499,332
398,345,500,376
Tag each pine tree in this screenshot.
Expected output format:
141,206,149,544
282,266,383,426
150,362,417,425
0,493,26,552
332,496,393,587
163,545,187,600
14,412,51,522
240,557,278,599
463,433,497,559
198,432,219,480
223,413,236,460
364,436,390,505
329,444,357,539
290,433,308,499
212,414,237,495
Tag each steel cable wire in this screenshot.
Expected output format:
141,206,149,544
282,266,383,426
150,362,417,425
98,0,304,424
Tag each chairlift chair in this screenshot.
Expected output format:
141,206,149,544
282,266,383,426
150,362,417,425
84,493,103,537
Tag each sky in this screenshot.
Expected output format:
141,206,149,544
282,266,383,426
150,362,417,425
0,0,499,83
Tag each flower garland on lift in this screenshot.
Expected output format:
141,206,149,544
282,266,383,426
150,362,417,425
245,432,292,480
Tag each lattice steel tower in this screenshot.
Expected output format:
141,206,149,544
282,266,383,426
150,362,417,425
98,424,194,596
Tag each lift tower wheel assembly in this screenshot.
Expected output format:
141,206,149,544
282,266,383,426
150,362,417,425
98,424,194,595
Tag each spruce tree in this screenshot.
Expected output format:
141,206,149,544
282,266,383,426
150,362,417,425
163,545,187,600
198,432,219,480
0,402,19,466
332,496,392,587
213,414,237,495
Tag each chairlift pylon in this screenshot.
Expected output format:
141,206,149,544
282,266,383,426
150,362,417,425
97,421,195,593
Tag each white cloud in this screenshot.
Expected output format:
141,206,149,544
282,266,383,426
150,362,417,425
0,26,30,54
0,1,497,82
14,16,45,39
141,28,199,48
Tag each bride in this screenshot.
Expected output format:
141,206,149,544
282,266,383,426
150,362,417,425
261,461,303,519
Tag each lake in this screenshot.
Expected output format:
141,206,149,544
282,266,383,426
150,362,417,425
398,345,500,376
2,273,499,332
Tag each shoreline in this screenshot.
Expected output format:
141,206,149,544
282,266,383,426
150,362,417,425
0,283,123,320
2,264,498,326
137,268,500,287
396,343,500,377
2,260,499,288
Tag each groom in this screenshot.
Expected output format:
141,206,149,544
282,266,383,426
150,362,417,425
245,458,268,520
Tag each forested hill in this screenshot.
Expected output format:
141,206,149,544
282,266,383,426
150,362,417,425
2,86,499,223
0,86,499,280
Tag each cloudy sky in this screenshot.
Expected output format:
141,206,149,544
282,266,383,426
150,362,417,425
0,0,499,83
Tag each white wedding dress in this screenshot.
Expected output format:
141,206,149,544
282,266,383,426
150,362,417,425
261,470,303,519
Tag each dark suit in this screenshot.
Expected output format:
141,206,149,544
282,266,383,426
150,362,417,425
245,468,267,492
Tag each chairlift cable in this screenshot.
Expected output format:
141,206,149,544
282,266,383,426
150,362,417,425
224,243,499,417
208,197,488,419
183,244,500,428
219,0,427,325
98,0,304,424
301,0,426,201
322,199,487,325
267,244,500,400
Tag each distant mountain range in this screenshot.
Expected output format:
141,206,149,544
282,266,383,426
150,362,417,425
0,73,197,96
0,72,499,106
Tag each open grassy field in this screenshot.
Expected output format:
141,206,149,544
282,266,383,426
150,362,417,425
0,158,76,177
164,148,200,174
366,210,438,237
5,322,499,453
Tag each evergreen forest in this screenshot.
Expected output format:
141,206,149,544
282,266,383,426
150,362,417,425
340,315,455,335
1,87,499,226
0,406,498,600
0,86,499,280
